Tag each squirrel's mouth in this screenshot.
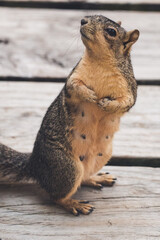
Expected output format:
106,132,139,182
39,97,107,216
80,28,91,40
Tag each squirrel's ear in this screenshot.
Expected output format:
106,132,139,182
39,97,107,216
117,21,122,26
123,29,140,55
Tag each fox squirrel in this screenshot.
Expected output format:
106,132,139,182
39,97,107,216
0,15,139,216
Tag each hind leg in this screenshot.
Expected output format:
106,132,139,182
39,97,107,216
31,144,95,216
44,150,95,215
56,198,94,216
82,172,117,189
54,160,94,216
53,167,94,216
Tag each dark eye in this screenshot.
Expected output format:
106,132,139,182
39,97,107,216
105,28,117,37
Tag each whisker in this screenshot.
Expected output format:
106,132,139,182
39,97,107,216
62,32,80,57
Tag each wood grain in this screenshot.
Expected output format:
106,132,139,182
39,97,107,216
0,8,160,80
0,166,160,240
0,82,160,158
1,0,160,12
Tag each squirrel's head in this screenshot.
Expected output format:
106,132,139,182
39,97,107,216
80,15,139,61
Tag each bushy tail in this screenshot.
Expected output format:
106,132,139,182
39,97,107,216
0,143,31,182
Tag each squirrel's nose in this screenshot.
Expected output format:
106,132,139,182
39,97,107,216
81,18,88,26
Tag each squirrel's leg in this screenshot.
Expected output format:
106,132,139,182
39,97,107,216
98,94,134,113
66,78,97,103
31,145,94,216
54,169,94,216
46,151,94,216
82,172,117,190
55,164,94,216
55,198,94,216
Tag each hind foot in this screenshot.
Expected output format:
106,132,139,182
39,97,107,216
56,198,95,216
83,172,117,189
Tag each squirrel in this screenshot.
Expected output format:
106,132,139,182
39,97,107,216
0,15,139,216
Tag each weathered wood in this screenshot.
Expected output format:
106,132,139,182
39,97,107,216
110,156,160,167
2,0,160,3
0,82,160,160
0,166,160,240
0,8,160,80
1,77,160,86
1,0,160,12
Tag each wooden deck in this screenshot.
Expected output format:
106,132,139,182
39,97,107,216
1,166,160,240
0,1,160,239
0,8,160,80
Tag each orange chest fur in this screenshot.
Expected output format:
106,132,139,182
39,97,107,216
70,102,121,180
71,60,129,100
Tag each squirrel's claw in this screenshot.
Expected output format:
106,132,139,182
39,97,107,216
83,172,117,189
97,97,112,109
56,199,95,216
85,88,97,103
97,97,120,113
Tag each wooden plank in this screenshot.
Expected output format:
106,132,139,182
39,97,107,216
1,77,160,86
1,0,160,12
0,8,160,81
109,156,160,167
0,82,160,159
0,166,160,240
2,0,160,3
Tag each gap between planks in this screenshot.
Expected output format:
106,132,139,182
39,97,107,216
0,77,160,86
0,0,160,12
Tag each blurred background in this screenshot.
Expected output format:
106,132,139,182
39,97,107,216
0,1,160,80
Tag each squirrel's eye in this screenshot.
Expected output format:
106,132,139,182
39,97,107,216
105,28,117,37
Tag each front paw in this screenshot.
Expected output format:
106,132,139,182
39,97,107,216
98,97,119,113
98,97,112,110
83,88,97,103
